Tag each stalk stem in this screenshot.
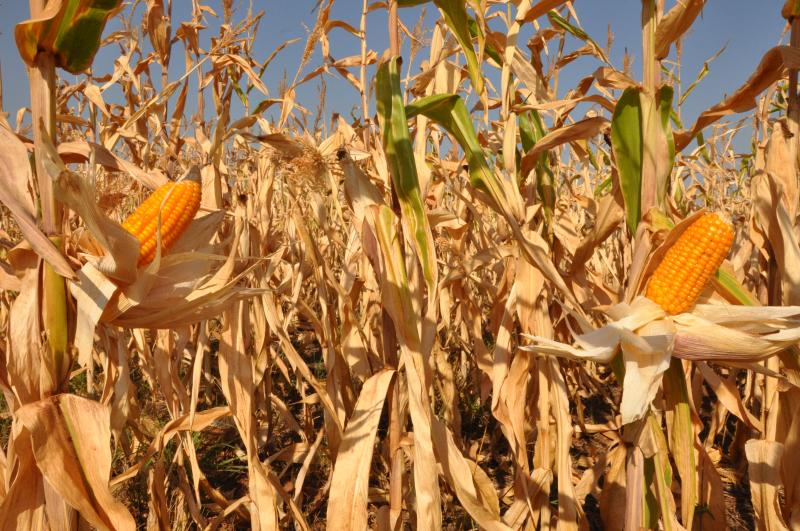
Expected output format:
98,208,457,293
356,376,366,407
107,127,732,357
28,2,59,233
787,15,800,175
360,0,370,148
28,0,70,397
389,0,400,57
382,310,403,528
641,0,659,95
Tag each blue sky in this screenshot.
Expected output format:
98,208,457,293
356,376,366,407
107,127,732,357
0,1,789,150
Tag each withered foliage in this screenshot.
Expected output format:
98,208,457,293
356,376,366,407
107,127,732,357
0,1,799,530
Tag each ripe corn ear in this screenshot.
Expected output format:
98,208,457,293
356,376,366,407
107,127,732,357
122,175,201,266
645,212,734,315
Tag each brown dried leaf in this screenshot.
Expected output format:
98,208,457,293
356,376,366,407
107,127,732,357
521,0,571,23
752,172,800,305
520,116,609,177
0,118,74,278
16,394,136,531
7,265,44,406
765,119,799,220
327,369,395,529
219,302,279,530
655,0,705,60
0,423,47,529
745,439,789,531
675,46,800,150
58,141,167,190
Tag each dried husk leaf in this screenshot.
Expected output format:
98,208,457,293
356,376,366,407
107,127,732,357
327,369,395,530
675,46,800,150
745,440,789,531
15,394,135,531
619,318,674,424
0,117,74,278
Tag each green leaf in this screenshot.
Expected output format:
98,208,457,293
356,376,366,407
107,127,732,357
647,414,676,531
468,17,500,65
406,93,582,311
679,58,710,106
657,85,676,208
371,205,420,348
406,94,506,210
644,456,659,529
518,110,555,219
434,0,484,95
547,10,609,64
696,131,711,164
400,0,484,95
16,0,123,74
376,58,437,293
714,267,759,306
233,81,248,109
43,236,70,390
611,87,644,233
518,110,539,153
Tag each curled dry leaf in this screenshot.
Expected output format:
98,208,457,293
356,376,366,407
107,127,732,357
520,116,610,177
745,440,789,531
654,0,705,60
15,394,136,531
0,116,74,279
326,369,395,530
525,297,800,424
675,46,800,150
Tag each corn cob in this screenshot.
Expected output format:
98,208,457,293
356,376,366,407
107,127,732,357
645,212,734,315
122,174,201,266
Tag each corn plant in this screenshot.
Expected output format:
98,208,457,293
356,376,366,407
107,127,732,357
0,0,798,529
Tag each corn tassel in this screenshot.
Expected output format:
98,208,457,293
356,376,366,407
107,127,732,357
122,174,201,266
646,212,734,315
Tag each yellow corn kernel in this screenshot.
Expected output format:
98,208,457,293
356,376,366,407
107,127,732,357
122,176,201,266
645,212,734,315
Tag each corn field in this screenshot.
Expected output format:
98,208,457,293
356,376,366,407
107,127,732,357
1,0,800,529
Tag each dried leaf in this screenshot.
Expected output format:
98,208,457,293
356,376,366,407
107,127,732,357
327,369,395,529
16,394,135,531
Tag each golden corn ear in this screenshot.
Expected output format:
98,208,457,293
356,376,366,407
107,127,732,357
645,212,734,315
122,177,201,266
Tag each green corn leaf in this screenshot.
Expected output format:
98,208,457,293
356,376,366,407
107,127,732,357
406,93,582,311
16,0,123,74
468,17,499,65
657,85,676,209
611,87,644,233
371,205,420,349
406,93,509,213
643,456,659,529
398,0,483,95
518,110,555,219
43,235,70,392
435,0,483,95
647,415,676,531
714,267,759,306
376,57,437,293
619,85,673,228
547,10,609,64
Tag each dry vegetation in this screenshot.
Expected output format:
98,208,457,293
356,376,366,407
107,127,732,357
1,0,800,529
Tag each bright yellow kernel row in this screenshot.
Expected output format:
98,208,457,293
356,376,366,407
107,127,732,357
122,179,202,266
645,212,734,315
